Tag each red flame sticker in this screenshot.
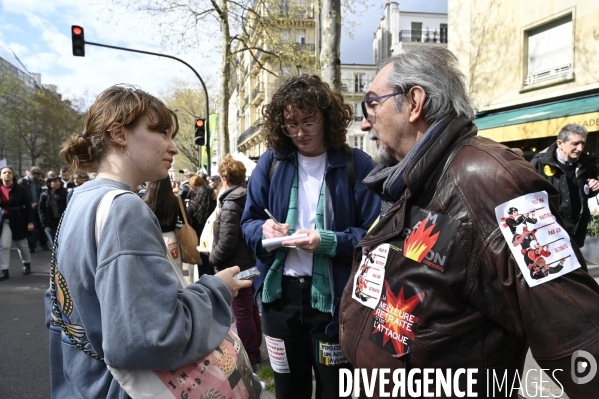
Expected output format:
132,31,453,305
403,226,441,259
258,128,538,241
404,216,440,263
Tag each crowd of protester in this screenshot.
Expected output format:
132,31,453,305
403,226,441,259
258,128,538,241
31,46,599,399
0,165,95,280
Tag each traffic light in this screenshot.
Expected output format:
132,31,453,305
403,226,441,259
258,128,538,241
71,25,85,57
194,118,206,146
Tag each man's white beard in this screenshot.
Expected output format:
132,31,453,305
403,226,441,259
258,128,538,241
375,145,398,167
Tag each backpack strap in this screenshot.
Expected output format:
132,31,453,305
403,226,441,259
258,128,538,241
95,189,132,247
269,157,280,181
346,147,355,189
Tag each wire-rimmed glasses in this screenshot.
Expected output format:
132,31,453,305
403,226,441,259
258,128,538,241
361,92,404,121
280,121,320,137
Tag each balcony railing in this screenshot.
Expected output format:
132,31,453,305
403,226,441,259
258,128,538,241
252,83,263,101
340,78,372,93
278,8,314,19
237,119,263,145
293,43,315,52
525,63,572,86
398,29,448,44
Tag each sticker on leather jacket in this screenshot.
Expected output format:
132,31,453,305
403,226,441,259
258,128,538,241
352,244,389,308
395,206,461,272
369,276,425,358
495,191,580,287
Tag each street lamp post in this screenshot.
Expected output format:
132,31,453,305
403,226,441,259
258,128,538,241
71,28,211,174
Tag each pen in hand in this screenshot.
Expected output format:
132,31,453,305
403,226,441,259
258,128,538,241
264,209,281,225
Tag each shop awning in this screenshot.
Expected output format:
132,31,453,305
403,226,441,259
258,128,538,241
475,95,599,143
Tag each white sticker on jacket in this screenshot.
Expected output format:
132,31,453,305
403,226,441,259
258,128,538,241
265,335,290,373
352,244,389,308
495,191,580,287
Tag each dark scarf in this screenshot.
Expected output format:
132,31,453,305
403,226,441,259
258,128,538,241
363,115,451,215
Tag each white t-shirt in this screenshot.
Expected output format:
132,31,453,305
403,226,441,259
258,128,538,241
283,152,327,277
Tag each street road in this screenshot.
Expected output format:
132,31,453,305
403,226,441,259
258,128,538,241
1,244,597,398
0,246,51,398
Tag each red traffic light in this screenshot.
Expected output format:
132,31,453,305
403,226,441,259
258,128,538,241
71,25,85,57
194,118,206,146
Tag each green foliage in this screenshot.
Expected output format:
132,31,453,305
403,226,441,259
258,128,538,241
160,79,214,172
258,365,273,379
258,365,275,393
587,213,599,238
0,71,83,173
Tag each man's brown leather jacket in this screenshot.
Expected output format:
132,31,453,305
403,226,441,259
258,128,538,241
340,116,599,398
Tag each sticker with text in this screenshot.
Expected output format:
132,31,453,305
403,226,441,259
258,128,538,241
369,277,425,358
264,336,290,374
396,206,461,272
315,341,348,366
352,244,389,308
495,191,580,287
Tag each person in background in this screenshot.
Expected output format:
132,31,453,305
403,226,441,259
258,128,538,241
178,170,196,203
240,75,380,399
187,181,216,279
66,171,89,204
38,172,69,246
531,124,599,247
19,165,49,252
144,177,184,270
184,175,204,205
46,84,249,398
0,166,34,280
208,175,222,202
59,165,75,189
171,180,180,194
210,155,262,371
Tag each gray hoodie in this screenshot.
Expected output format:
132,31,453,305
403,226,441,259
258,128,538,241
44,178,233,398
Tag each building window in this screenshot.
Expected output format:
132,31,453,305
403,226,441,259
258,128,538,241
439,24,448,43
354,74,365,92
525,14,572,86
280,0,289,16
354,103,363,121
411,22,422,42
353,135,364,150
295,29,306,44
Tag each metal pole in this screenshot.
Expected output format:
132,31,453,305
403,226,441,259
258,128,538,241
85,40,211,175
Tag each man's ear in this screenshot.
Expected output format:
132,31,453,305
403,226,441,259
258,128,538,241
107,123,126,146
407,86,427,123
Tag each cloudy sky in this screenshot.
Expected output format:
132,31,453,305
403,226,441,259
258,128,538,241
0,0,447,105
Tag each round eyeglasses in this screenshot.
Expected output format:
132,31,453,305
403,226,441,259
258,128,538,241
281,121,320,137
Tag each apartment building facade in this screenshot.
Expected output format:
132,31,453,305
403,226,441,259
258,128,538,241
373,1,448,63
449,0,599,159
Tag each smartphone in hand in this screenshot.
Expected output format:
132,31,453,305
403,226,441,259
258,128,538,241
234,267,261,280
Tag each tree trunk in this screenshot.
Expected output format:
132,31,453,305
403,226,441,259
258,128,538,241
320,0,342,91
218,0,232,163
